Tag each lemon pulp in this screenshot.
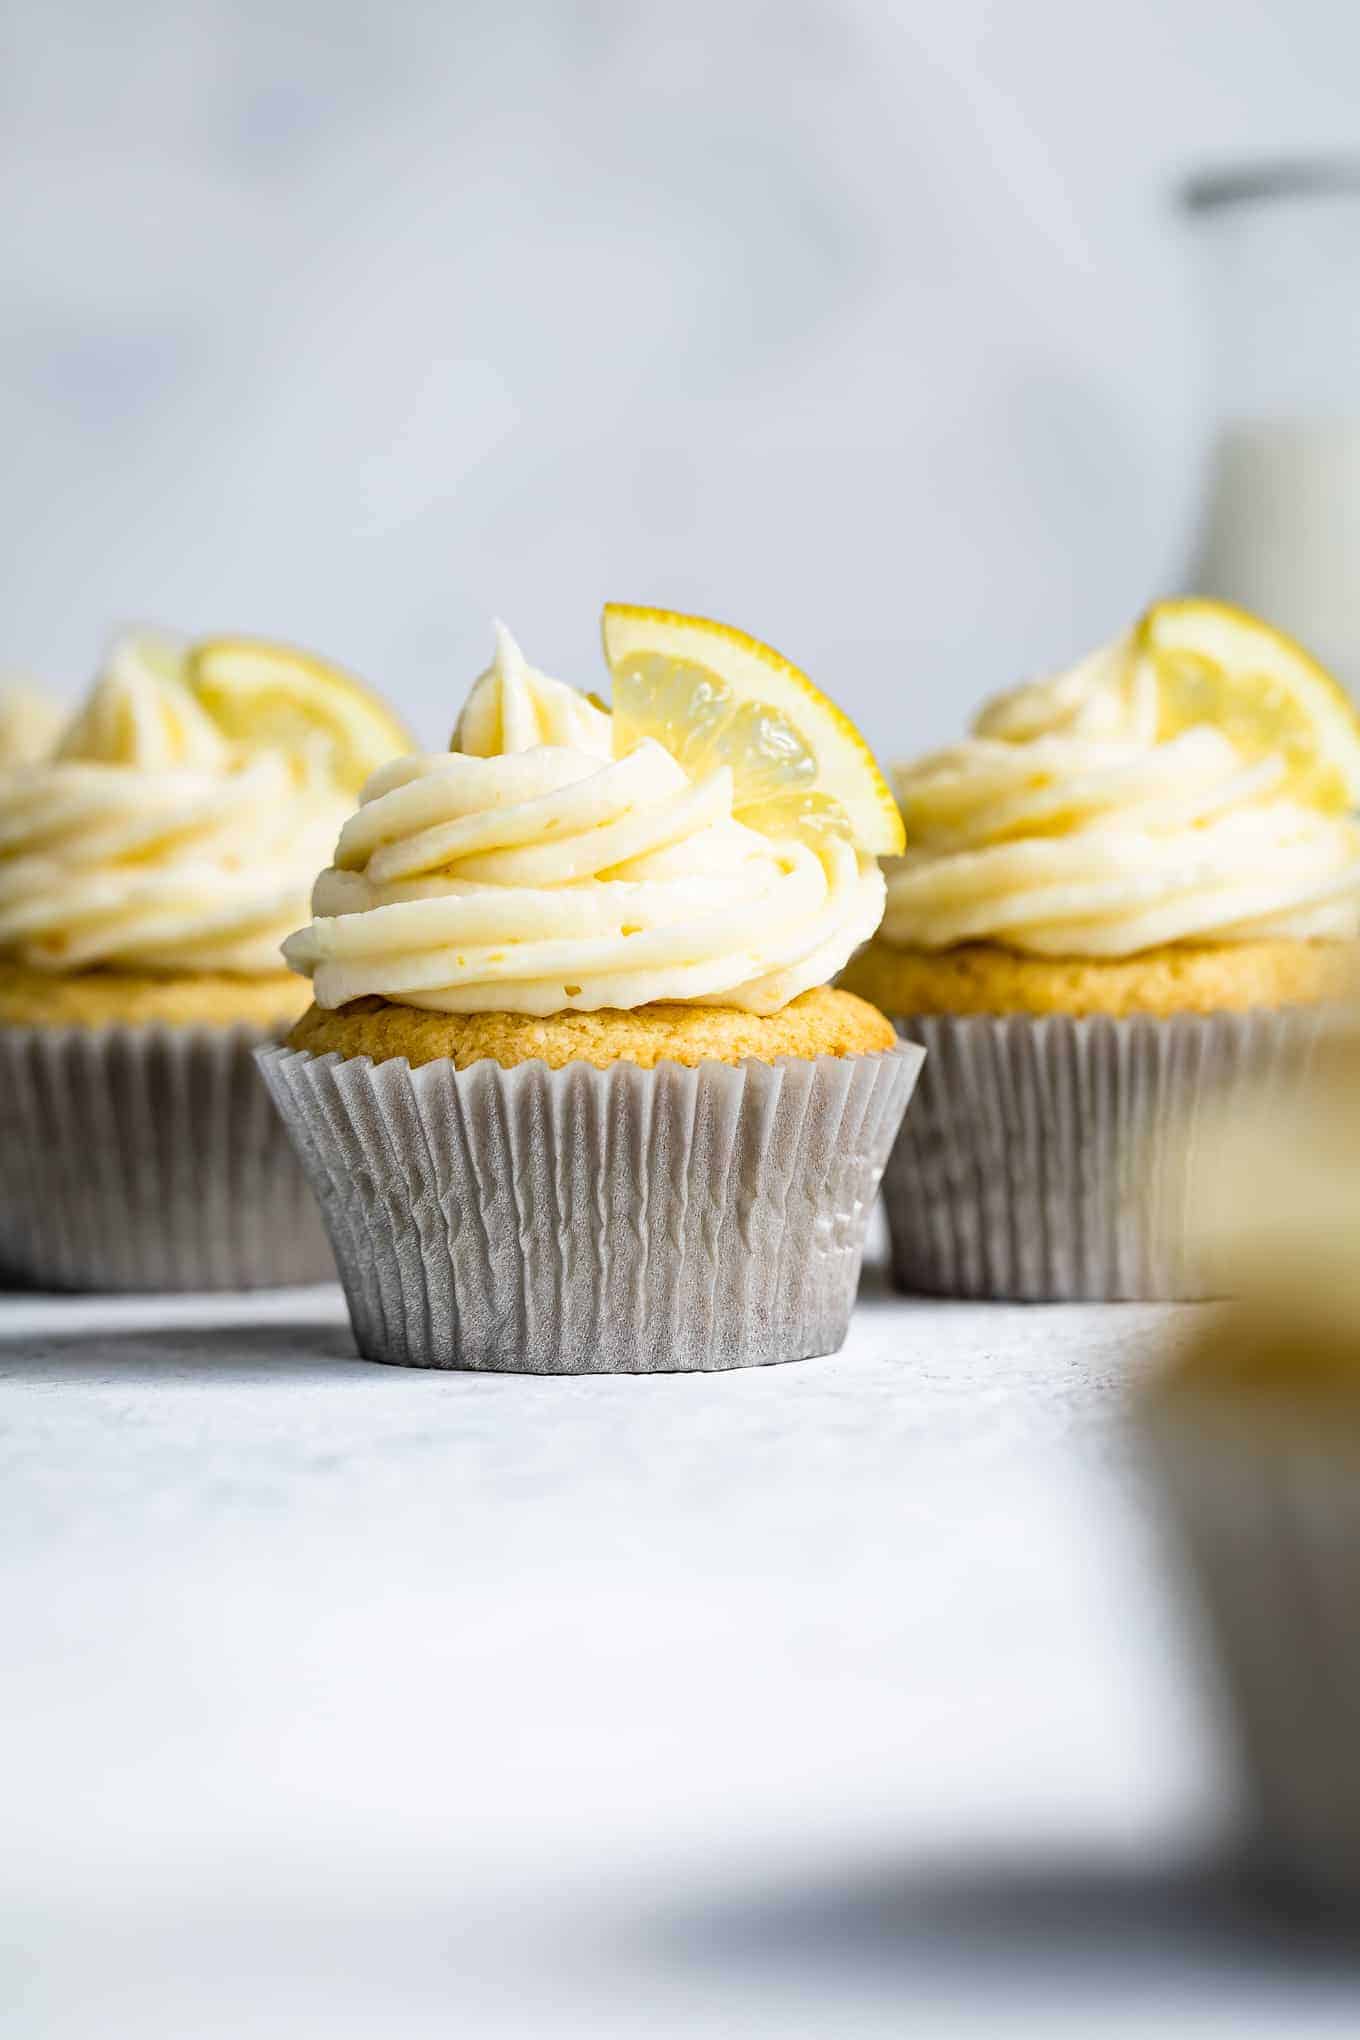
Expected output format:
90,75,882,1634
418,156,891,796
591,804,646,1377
1135,598,1360,812
188,639,414,795
601,605,903,855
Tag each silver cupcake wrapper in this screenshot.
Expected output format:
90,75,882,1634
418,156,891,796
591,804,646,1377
0,1022,336,1292
1145,1397,1360,1903
879,1010,1325,1301
257,1040,922,1372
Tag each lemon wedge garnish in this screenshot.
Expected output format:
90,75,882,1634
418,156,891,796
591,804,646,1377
187,638,414,795
1134,598,1360,811
600,604,903,855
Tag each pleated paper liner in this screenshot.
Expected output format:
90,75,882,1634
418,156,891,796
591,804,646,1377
257,1040,923,1372
0,1023,335,1292
879,1010,1325,1301
1144,1394,1360,1905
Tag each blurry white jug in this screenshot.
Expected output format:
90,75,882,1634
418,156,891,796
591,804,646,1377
1185,162,1360,694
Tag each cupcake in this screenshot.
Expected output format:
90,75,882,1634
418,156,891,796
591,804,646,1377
842,599,1360,1300
0,627,411,1291
1141,1033,1360,1901
260,609,921,1373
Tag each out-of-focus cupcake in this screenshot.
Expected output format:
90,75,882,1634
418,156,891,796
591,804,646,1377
260,609,921,1373
1142,1029,1360,1902
0,628,411,1291
842,600,1360,1299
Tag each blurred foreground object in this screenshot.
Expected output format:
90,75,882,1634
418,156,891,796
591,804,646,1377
1143,1009,1360,1901
1185,159,1360,697
0,683,65,764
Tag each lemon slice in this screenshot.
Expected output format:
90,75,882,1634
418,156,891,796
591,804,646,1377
600,604,903,855
187,638,414,794
117,625,187,692
1134,599,1360,811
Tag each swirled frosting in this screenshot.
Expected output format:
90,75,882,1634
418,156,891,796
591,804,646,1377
881,637,1360,956
284,626,885,1015
454,620,612,759
0,634,349,975
0,687,66,766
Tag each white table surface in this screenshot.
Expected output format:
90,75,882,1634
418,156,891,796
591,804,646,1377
3,1252,1358,2038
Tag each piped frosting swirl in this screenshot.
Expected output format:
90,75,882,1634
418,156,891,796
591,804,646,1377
882,638,1360,956
0,687,66,767
284,627,884,1015
0,634,348,975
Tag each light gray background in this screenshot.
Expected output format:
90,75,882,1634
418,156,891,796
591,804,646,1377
4,0,1358,755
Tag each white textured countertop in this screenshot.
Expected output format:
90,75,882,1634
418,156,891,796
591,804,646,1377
2,1260,1357,2037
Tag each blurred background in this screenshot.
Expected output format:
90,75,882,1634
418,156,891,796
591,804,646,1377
6,0,1360,754
9,14,1360,2032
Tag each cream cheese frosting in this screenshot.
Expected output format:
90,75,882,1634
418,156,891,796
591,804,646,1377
0,686,66,767
0,633,349,975
454,620,612,760
882,636,1360,956
284,626,885,1016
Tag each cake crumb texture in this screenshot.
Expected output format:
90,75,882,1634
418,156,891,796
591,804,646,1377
840,937,1355,1019
0,962,312,1029
288,985,896,1069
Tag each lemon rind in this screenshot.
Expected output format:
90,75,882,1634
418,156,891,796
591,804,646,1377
601,603,904,856
188,637,415,789
1135,597,1360,809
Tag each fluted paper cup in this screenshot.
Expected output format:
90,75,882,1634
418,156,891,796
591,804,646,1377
1145,1392,1360,1903
0,1023,335,1292
257,1041,922,1372
879,1010,1324,1301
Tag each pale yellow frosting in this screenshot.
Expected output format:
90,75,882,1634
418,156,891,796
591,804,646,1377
0,687,66,766
882,637,1360,956
0,633,348,975
454,621,612,759
284,626,885,1016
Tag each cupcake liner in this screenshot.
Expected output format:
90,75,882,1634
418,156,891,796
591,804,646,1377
256,1041,922,1372
1144,1398,1360,1902
0,1023,336,1292
879,1009,1325,1301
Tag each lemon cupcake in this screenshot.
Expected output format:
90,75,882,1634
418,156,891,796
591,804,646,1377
259,610,920,1373
0,628,410,1291
1142,1032,1360,1900
842,600,1360,1299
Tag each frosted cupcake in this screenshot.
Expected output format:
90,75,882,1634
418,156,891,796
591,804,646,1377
0,628,410,1290
1142,1032,1360,1900
261,609,920,1373
842,600,1360,1299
